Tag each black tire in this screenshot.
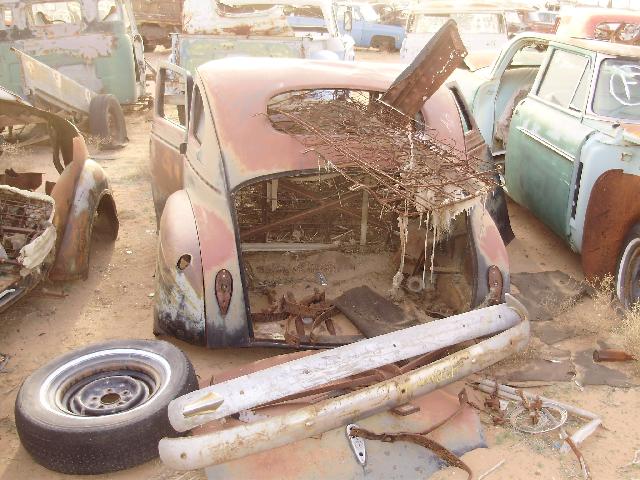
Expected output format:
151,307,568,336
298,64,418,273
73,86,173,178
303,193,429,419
616,224,640,309
373,36,396,52
89,93,128,150
15,339,198,475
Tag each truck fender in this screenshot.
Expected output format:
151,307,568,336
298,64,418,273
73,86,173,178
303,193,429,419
153,190,206,346
581,169,640,279
49,159,118,281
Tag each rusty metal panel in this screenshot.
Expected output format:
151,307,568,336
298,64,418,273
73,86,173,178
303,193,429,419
581,169,640,279
381,20,467,117
11,47,95,115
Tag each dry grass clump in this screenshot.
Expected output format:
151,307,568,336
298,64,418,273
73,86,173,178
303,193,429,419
620,302,640,361
581,274,617,334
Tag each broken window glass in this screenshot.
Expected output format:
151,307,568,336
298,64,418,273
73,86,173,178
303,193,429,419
29,1,82,26
537,49,590,110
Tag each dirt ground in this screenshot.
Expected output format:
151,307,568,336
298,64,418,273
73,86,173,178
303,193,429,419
1,49,639,480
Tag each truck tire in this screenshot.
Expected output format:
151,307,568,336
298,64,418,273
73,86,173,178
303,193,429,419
15,339,198,475
89,94,128,150
617,224,640,309
372,36,396,52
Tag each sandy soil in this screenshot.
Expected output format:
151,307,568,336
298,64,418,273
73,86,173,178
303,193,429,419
1,49,638,480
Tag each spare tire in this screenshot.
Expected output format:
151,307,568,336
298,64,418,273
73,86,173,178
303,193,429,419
89,93,128,150
15,339,198,475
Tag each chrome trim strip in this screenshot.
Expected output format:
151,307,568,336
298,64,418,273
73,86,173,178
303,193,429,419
516,126,575,161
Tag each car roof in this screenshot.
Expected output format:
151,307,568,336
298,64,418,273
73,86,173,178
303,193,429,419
513,32,640,58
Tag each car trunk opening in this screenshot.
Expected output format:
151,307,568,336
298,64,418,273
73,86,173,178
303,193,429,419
234,172,477,346
228,87,498,347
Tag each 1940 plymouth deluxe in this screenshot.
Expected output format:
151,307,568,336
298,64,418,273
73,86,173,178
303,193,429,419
149,55,514,348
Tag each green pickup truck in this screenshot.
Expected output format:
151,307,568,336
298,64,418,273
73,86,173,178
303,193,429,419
456,33,640,307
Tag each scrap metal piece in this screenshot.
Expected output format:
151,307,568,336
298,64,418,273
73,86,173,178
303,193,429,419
509,403,568,434
159,298,529,470
381,20,467,117
169,298,526,432
349,426,472,480
346,424,366,466
475,380,602,454
593,349,636,362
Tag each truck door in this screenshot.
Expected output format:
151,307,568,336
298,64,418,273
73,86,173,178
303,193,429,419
505,47,594,239
149,62,193,223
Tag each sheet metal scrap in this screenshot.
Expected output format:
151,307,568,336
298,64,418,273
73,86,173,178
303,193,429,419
251,288,337,345
382,19,467,117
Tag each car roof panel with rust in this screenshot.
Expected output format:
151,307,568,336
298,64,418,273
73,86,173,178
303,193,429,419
195,57,455,189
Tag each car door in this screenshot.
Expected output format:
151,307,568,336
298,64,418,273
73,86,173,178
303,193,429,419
505,46,595,239
149,62,193,223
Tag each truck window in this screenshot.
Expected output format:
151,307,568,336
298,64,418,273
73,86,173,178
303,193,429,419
3,8,12,27
29,1,82,26
98,0,120,22
537,49,590,110
593,59,640,121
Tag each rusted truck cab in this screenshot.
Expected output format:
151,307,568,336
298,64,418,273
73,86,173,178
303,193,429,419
0,0,146,104
149,57,511,349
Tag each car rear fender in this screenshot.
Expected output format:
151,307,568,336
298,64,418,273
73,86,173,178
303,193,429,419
48,157,118,281
154,190,206,346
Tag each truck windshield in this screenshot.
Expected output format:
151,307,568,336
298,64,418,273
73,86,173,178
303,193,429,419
358,4,378,22
412,13,504,34
592,58,640,122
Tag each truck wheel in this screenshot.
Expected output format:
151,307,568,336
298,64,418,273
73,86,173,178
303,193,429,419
15,339,198,475
89,94,128,150
616,224,640,309
373,36,396,52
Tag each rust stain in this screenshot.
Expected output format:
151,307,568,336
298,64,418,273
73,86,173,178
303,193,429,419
582,169,640,279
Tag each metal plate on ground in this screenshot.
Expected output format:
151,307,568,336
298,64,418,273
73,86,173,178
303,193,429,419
334,286,420,337
510,271,587,322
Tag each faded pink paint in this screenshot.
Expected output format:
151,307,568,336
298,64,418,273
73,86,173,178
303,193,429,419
557,8,640,39
198,58,465,189
191,204,237,271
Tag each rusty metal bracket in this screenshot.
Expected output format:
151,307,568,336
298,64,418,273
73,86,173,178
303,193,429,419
381,20,467,117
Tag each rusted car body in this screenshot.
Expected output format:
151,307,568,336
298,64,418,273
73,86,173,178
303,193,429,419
171,0,355,75
556,8,640,46
455,33,640,307
149,48,512,348
0,87,118,312
131,0,181,51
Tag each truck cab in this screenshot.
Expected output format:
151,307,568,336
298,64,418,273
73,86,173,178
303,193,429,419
0,0,146,104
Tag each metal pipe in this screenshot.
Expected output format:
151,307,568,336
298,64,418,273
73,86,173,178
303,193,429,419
476,380,602,454
169,297,526,432
159,301,529,471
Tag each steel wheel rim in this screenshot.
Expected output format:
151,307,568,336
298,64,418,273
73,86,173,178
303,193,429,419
39,348,172,418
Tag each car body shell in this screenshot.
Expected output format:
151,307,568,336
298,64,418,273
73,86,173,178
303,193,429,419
149,57,510,348
455,33,640,280
0,89,119,312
